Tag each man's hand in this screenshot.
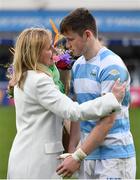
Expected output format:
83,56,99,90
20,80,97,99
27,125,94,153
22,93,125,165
56,156,80,178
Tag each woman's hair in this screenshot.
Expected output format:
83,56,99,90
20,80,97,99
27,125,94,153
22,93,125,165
13,28,51,89
60,8,98,38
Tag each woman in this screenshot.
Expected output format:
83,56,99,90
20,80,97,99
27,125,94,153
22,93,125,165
7,28,125,179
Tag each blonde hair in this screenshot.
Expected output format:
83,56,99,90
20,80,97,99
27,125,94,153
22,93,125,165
13,27,51,89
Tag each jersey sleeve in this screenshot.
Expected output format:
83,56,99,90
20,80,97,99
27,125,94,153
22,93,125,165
99,63,131,106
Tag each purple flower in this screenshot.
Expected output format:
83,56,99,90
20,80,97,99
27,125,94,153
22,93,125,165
54,47,75,70
7,64,14,75
7,64,14,79
59,52,71,63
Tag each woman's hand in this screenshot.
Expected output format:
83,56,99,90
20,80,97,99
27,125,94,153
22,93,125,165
111,79,126,102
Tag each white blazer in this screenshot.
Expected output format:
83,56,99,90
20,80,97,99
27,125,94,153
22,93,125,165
7,70,120,179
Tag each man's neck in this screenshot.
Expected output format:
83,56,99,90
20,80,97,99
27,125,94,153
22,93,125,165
84,40,103,60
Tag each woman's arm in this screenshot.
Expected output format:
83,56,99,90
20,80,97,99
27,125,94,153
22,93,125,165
36,75,123,121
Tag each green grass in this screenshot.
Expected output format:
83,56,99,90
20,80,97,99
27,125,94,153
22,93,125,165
0,106,140,178
129,108,140,179
0,106,16,178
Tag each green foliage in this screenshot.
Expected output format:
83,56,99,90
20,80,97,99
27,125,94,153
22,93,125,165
0,106,139,178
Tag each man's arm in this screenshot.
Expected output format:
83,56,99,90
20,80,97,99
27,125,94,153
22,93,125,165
56,79,125,177
56,114,116,178
80,114,115,154
68,121,80,153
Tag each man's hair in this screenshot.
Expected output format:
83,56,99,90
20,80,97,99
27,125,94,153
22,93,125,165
60,8,98,37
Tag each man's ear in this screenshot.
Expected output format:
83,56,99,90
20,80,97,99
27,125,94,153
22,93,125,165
83,30,92,40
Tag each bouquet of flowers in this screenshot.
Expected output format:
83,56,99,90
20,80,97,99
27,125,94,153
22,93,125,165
50,19,75,70
6,63,14,98
53,40,75,70
0,62,14,98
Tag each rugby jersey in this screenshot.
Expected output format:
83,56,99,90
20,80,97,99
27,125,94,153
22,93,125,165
71,47,135,159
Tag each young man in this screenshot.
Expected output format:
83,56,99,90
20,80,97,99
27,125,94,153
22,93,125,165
56,8,136,179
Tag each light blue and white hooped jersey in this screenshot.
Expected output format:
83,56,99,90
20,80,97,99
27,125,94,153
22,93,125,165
71,47,135,159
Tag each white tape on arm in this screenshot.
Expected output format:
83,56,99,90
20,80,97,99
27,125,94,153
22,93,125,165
72,148,87,162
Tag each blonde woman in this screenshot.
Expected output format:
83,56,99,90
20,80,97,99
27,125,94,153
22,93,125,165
7,28,125,179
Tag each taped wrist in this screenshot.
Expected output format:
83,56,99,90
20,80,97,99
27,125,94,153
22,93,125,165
72,148,87,162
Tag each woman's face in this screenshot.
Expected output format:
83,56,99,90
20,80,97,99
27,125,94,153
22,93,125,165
39,44,54,67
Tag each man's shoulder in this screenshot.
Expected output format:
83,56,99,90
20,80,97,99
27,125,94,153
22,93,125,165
100,48,122,62
99,48,126,69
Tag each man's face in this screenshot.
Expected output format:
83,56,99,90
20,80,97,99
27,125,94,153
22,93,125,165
63,30,88,57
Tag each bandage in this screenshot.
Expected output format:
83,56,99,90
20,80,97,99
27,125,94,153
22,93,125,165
72,148,87,162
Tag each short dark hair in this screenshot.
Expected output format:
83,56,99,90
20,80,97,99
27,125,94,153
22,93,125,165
60,8,98,37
